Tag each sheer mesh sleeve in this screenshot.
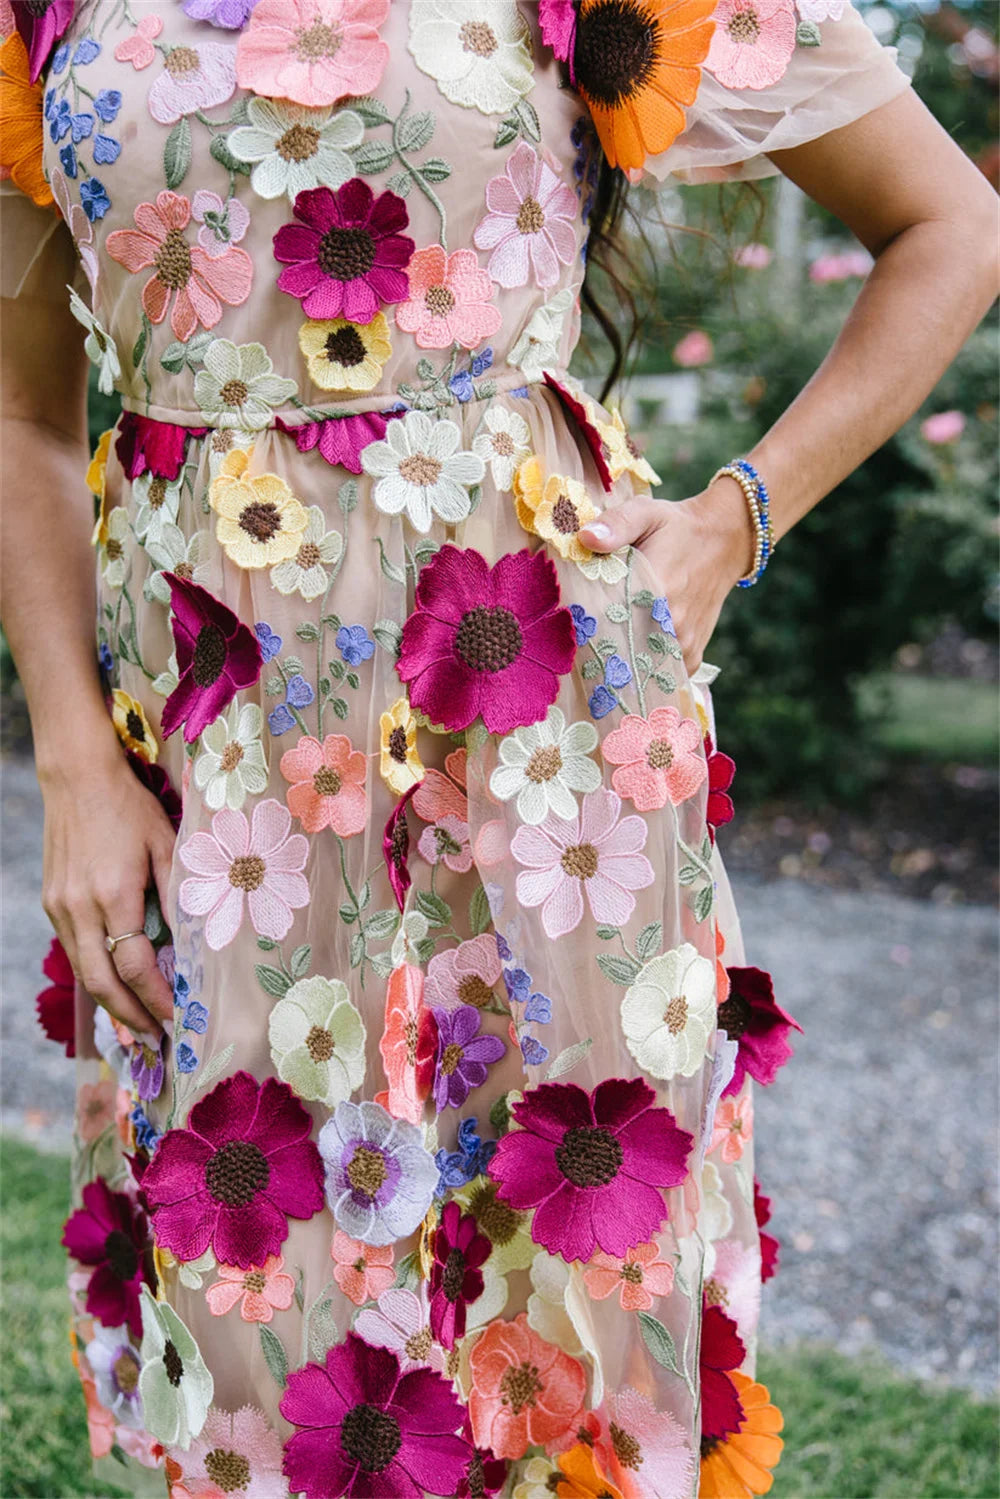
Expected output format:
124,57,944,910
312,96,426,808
1,182,81,299
640,1,911,187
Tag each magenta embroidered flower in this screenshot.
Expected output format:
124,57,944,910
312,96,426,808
488,1077,693,1263
432,1005,505,1113
418,815,473,875
383,783,419,911
473,141,578,290
395,246,502,351
147,40,238,124
543,373,613,491
36,936,75,1057
396,545,576,735
273,179,414,323
538,0,578,77
142,1070,325,1270
277,409,394,473
61,1177,154,1338
427,1201,491,1351
237,0,390,108
178,798,309,950
160,574,263,745
115,413,208,481
511,787,655,940
718,965,802,1097
280,1331,472,1499
15,0,73,83
705,0,797,91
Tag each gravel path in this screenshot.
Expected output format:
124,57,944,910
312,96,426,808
2,755,996,1394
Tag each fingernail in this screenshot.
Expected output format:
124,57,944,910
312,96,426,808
584,522,612,544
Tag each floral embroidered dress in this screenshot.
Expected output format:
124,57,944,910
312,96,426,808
2,2,909,1495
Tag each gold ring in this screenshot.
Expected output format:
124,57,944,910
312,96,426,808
105,930,146,955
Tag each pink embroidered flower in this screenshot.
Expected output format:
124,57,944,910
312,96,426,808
354,1285,448,1374
383,784,418,911
719,964,801,1097
705,1237,761,1349
587,1387,694,1499
35,935,75,1057
116,414,207,482
61,1178,154,1338
51,167,98,293
376,962,436,1125
279,732,369,836
582,1240,675,1311
273,179,413,323
538,0,578,76
474,141,578,289
488,1077,692,1264
168,1403,285,1499
413,747,468,824
277,409,394,473
396,246,502,351
601,705,707,812
237,0,390,108
330,1231,395,1305
142,1070,325,1269
205,1253,297,1322
115,13,164,69
178,799,309,950
191,188,251,258
511,787,654,940
424,934,502,1013
673,329,713,366
106,191,253,343
417,815,473,875
705,0,796,90
397,545,576,735
161,575,262,744
709,1091,754,1163
148,41,238,125
705,733,736,840
468,1313,587,1461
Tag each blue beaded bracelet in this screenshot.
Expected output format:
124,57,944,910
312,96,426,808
710,458,774,587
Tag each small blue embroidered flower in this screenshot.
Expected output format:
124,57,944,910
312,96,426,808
285,673,314,708
129,1104,162,1152
449,370,474,403
94,88,122,123
503,967,532,1004
470,347,494,378
336,624,375,667
569,603,597,647
175,1042,199,1073
524,992,552,1024
51,44,70,73
520,1034,549,1067
604,653,633,689
182,1000,209,1034
70,112,94,144
268,703,296,736
509,385,530,399
44,88,56,119
588,684,617,720
79,178,111,221
93,134,122,166
433,1116,497,1196
49,100,72,142
98,642,114,673
651,596,676,635
173,972,190,1006
72,37,102,65
59,143,77,177
254,621,282,661
495,932,513,962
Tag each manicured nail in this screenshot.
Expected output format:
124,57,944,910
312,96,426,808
584,522,612,544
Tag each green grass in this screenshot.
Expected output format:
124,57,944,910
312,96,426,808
859,672,999,764
2,1137,997,1499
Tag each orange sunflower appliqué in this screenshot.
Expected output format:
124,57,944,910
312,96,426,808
0,30,54,207
573,0,718,173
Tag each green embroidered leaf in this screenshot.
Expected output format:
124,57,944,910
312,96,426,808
494,117,518,149
677,863,699,886
582,659,601,680
346,671,360,690
595,925,618,941
702,836,713,863
489,1092,510,1134
209,132,250,175
282,655,304,676
597,953,641,987
338,479,358,515
636,921,662,961
295,621,320,640
259,1324,287,1388
163,117,192,190
357,882,371,911
416,890,451,927
131,321,148,369
693,884,714,923
110,1443,129,1468
329,659,346,681
638,1312,680,1374
255,964,291,999
416,357,436,381
293,1268,305,1313
514,97,541,141
632,588,655,609
354,140,395,174
257,937,277,951
469,884,492,936
605,601,628,624
647,632,666,656
594,636,617,659
373,620,403,654
306,1292,339,1363
330,697,349,720
159,341,188,375
796,18,822,45
264,675,284,696
663,638,684,660
413,937,436,964
467,482,482,514
339,900,357,924
318,676,331,698
349,932,365,968
351,95,391,126
377,539,406,584
321,611,343,629
653,671,677,694
420,157,451,183
363,909,399,941
386,170,412,196
546,1038,592,1080
396,110,434,153
413,538,440,564
191,1043,235,1095
227,96,250,127
290,944,311,980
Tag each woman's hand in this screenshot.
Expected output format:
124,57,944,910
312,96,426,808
40,751,177,1042
579,479,753,673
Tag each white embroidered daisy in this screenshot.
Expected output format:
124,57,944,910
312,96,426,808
362,410,485,534
507,287,573,383
270,504,344,601
144,527,212,606
227,99,364,202
193,700,268,811
132,470,182,547
621,941,718,1080
269,974,367,1108
99,508,130,590
68,287,120,395
472,404,531,492
408,0,533,116
194,340,297,429
137,1287,213,1448
489,705,601,825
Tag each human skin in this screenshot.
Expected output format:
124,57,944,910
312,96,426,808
2,87,996,1035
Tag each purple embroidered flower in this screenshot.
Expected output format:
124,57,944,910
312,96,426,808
93,134,121,165
94,88,122,122
175,1042,199,1072
604,653,633,689
336,624,375,667
16,0,75,84
589,684,617,720
254,621,282,661
570,603,596,646
130,1035,165,1101
268,702,296,736
285,672,314,709
273,179,414,324
183,1000,209,1033
318,1098,438,1246
432,1005,506,1113
434,1117,496,1196
719,966,803,1097
72,37,101,65
59,143,76,177
520,1034,549,1067
652,596,676,635
161,574,263,744
61,1177,154,1337
184,0,259,28
79,177,111,222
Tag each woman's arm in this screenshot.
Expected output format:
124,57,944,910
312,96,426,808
1,237,174,1039
580,86,1000,669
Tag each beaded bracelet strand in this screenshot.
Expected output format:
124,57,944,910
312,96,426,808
710,458,774,588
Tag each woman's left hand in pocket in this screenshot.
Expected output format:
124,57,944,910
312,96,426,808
578,488,751,675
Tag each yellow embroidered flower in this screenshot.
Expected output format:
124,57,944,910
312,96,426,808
418,1202,438,1281
531,472,600,564
87,429,115,546
595,407,661,487
111,689,158,764
209,448,307,570
298,313,392,393
512,452,546,532
378,695,424,797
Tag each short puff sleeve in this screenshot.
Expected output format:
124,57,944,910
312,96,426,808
641,1,911,187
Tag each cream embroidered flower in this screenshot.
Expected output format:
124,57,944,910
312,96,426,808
621,941,718,1080
490,705,601,825
269,504,344,600
194,339,297,428
575,548,630,585
269,974,367,1108
389,909,430,969
206,426,256,479
111,689,158,764
227,97,364,201
144,528,211,606
193,701,269,811
208,448,307,568
298,312,391,393
526,1250,604,1407
513,1458,562,1499
595,405,661,486
361,409,485,534
133,471,183,547
472,404,531,492
408,0,533,116
507,286,573,382
99,508,130,590
68,287,120,395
